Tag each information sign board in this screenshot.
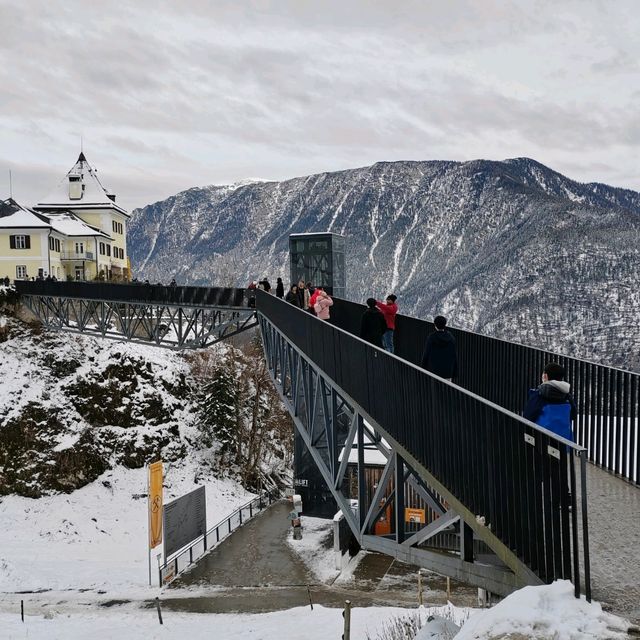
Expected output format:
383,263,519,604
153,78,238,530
163,485,207,558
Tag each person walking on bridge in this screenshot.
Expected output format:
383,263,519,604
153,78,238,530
275,277,284,299
314,290,333,321
360,298,387,347
304,282,312,311
296,279,306,308
285,284,301,307
376,294,398,353
421,315,458,381
523,362,577,442
308,286,323,314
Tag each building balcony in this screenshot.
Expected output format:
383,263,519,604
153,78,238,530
60,251,95,261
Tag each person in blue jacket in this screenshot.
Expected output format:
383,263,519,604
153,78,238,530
523,362,577,441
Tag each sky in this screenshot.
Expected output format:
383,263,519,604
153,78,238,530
0,0,638,212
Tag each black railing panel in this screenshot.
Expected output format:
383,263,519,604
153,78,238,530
321,296,639,484
14,280,250,309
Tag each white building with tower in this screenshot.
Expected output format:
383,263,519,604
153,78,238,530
0,152,130,281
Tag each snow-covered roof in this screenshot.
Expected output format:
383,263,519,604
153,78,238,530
338,429,389,466
0,198,51,229
47,212,111,238
35,152,129,217
289,232,344,238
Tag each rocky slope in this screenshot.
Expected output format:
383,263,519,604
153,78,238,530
128,158,640,370
0,292,292,497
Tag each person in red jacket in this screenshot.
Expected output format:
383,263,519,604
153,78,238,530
376,294,398,353
308,286,323,314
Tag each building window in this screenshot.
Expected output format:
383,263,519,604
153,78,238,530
55,239,60,252
49,237,54,251
75,242,84,254
10,235,30,250
99,242,105,256
106,245,111,257
16,265,27,279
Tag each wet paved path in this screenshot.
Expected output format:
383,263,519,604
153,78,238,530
175,501,311,590
164,501,476,613
166,469,640,624
584,464,640,624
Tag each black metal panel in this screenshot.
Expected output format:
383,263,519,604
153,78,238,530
294,431,337,518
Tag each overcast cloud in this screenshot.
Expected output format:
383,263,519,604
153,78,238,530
0,0,638,211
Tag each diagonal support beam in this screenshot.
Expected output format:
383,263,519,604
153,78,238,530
402,510,460,547
361,453,395,535
334,411,358,490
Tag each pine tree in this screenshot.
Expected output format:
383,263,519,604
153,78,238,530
199,364,237,455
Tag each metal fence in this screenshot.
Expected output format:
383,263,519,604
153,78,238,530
330,297,640,485
14,280,250,308
158,490,278,587
257,291,591,597
15,279,635,483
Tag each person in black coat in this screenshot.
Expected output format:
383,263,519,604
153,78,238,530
421,315,458,380
275,277,285,298
360,298,387,348
285,284,301,306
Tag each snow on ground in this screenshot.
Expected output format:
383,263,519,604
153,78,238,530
286,514,371,585
0,605,417,640
0,460,254,596
2,582,634,640
454,581,632,640
286,515,341,583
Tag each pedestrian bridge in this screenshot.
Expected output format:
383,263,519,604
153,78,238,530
14,281,640,614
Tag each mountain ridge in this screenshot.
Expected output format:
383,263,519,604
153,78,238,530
128,157,640,370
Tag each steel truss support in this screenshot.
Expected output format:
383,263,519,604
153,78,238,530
20,295,257,349
259,314,539,596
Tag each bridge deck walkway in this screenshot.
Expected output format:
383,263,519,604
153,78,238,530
582,465,640,623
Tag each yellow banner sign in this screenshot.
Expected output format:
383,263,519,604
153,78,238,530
149,461,163,549
405,507,426,524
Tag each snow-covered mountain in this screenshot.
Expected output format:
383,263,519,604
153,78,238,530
128,158,640,370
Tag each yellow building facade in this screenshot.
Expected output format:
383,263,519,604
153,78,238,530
0,153,130,282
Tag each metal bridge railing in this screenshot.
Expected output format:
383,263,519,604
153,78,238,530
330,298,639,485
14,280,251,308
256,291,591,598
158,490,278,587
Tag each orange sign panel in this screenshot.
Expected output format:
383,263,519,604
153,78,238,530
405,507,426,524
149,461,163,549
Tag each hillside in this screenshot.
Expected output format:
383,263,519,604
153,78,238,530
128,158,640,371
0,293,292,499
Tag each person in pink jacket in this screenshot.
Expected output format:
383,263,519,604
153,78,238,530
314,290,333,320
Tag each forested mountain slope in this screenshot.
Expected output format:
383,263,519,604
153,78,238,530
128,158,640,370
